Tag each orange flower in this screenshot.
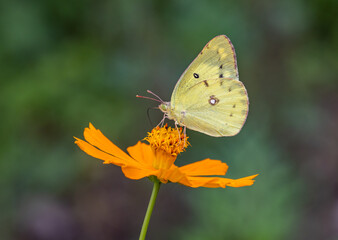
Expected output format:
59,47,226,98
74,123,258,188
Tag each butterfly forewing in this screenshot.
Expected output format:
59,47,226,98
171,78,249,137
162,35,248,137
171,35,238,108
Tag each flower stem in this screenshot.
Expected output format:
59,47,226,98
139,178,161,240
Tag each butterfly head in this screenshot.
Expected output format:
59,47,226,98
158,102,171,114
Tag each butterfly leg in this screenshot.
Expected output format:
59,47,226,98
183,125,187,146
174,121,181,144
156,114,166,127
175,121,187,148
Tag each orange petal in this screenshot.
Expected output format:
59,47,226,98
157,165,186,183
83,123,133,161
179,159,228,176
127,142,154,166
180,176,225,188
182,174,258,188
75,137,129,166
121,165,158,180
224,174,259,187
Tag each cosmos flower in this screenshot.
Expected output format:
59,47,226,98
74,123,257,188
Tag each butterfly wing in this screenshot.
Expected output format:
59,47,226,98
170,78,249,137
171,35,239,108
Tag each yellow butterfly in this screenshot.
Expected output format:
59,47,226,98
138,35,249,137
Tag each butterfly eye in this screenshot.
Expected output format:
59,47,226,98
193,73,199,78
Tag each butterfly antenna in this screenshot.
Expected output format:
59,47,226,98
136,95,162,103
146,90,164,103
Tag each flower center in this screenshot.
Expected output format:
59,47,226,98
144,125,189,169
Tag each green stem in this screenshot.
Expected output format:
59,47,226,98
139,178,161,240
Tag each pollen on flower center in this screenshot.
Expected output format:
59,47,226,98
145,125,189,156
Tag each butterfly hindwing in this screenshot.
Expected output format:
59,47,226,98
171,35,238,107
171,78,248,137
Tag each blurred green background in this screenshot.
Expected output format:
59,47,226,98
1,0,338,239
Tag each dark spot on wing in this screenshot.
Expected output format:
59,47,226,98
219,74,223,78
203,80,209,87
230,113,233,117
209,95,219,106
220,64,223,69
193,73,199,78
233,104,236,108
228,87,232,92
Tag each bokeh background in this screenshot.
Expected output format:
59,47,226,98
1,0,338,239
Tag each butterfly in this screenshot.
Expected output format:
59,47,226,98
138,35,249,137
